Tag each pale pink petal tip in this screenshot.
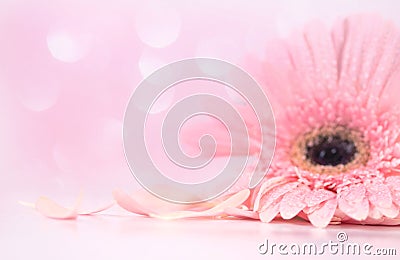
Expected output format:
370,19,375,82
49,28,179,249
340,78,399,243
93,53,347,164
279,185,309,219
223,207,259,219
307,198,338,228
78,202,115,215
35,197,79,220
338,185,369,221
23,194,114,220
259,198,282,223
150,189,251,220
112,189,153,216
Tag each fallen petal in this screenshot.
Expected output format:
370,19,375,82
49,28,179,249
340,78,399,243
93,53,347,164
112,189,153,216
78,202,115,215
35,196,78,220
223,207,259,219
150,189,250,220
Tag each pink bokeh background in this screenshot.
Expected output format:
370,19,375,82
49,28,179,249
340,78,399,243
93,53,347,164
3,0,400,202
1,1,400,259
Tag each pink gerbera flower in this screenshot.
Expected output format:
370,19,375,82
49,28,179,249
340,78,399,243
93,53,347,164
232,14,400,227
28,15,400,228
178,14,400,227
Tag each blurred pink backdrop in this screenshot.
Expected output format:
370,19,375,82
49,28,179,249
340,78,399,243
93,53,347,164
2,1,400,259
2,0,400,207
0,0,399,206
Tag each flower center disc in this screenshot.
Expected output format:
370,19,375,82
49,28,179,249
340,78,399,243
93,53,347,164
291,126,369,174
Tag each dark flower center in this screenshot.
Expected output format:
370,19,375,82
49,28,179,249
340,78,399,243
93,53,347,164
290,125,369,174
306,135,357,166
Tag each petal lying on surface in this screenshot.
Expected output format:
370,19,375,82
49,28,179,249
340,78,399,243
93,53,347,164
18,201,35,208
25,194,114,219
279,185,310,219
78,202,115,215
113,189,212,216
150,189,250,220
35,196,78,220
113,189,154,216
223,207,259,219
307,198,337,228
338,184,369,221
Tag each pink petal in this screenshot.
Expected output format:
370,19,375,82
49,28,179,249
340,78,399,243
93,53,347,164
386,176,400,207
307,198,338,228
343,216,400,226
333,15,400,98
303,204,323,215
304,189,336,208
113,189,207,216
258,182,298,212
35,196,78,220
338,184,369,221
223,207,259,219
366,183,392,209
288,21,337,92
304,22,338,91
368,205,383,219
259,197,282,223
279,185,310,219
376,203,399,218
78,202,115,215
150,189,250,220
112,189,153,216
253,176,288,211
379,217,400,225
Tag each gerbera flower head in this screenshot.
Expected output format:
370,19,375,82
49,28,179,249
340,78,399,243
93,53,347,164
245,14,400,227
27,14,400,228
180,14,400,227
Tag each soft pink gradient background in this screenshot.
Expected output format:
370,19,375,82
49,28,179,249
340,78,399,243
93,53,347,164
1,0,400,259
